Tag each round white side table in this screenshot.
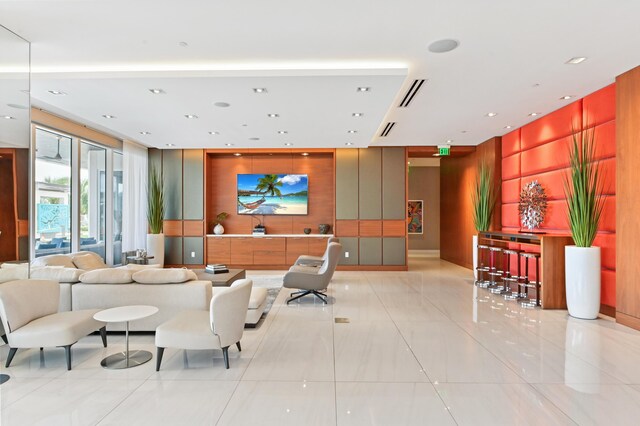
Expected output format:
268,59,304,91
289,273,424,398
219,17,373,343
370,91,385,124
94,305,158,369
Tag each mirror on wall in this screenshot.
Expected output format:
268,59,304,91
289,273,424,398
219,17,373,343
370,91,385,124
0,24,31,280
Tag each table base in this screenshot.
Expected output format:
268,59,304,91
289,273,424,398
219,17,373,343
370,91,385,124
100,350,152,369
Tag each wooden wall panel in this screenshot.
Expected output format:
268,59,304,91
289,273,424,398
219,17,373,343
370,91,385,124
335,220,359,237
183,220,204,236
616,66,640,327
292,154,335,233
163,220,182,237
383,220,406,237
359,220,382,237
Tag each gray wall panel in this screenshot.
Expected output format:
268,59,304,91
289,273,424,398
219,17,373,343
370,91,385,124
382,147,406,220
183,237,204,265
359,237,382,265
336,149,359,219
148,148,162,176
183,149,204,220
162,150,183,220
359,148,382,219
165,236,183,265
383,237,406,265
338,237,359,265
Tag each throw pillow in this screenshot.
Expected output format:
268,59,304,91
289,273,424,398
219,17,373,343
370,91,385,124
31,254,76,269
73,253,107,271
132,268,197,284
30,267,84,283
80,268,133,284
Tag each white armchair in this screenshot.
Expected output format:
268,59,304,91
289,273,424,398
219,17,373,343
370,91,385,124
0,279,107,370
294,237,340,267
284,242,342,304
155,278,253,370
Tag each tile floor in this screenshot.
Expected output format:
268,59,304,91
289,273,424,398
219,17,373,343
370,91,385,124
2,253,640,425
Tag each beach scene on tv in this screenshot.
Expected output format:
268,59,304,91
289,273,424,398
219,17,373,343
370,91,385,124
237,174,309,215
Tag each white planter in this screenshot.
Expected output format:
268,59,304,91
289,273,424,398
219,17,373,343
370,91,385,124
565,246,601,320
213,224,225,235
472,235,478,280
146,233,165,267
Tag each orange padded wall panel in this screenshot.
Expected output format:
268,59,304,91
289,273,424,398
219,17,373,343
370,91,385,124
501,84,616,310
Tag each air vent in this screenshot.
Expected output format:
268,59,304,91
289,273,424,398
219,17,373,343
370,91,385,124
380,122,396,137
398,79,426,107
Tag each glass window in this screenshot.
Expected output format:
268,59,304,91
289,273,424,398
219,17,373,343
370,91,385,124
34,128,72,257
113,152,123,265
80,142,106,260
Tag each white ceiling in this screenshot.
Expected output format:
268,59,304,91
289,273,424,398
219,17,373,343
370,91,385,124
1,0,639,149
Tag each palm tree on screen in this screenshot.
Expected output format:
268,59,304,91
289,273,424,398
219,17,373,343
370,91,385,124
256,174,283,198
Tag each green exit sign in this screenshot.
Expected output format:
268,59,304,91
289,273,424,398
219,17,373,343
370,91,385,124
438,147,450,156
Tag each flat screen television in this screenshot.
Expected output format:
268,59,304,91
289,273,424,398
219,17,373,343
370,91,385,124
237,174,308,215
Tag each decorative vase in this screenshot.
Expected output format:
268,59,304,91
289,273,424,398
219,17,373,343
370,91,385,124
303,228,311,235
146,233,165,267
565,246,601,320
472,234,478,280
318,224,330,235
213,224,225,235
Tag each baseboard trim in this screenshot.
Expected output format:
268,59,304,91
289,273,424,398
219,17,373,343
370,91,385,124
600,304,616,318
616,311,640,331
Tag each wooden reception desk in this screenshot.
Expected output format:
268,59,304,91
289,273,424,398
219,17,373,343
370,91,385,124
478,231,573,309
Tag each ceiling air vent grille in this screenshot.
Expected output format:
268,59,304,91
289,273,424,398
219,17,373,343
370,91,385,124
398,79,426,107
380,122,396,137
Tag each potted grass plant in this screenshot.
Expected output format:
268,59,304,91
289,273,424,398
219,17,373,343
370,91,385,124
563,126,605,319
472,161,498,280
147,166,165,266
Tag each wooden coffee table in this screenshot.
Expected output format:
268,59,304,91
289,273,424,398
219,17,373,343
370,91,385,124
193,269,246,286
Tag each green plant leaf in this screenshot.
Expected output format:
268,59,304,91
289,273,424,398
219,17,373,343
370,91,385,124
147,166,164,234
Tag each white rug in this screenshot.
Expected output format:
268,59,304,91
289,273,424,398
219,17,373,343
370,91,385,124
246,274,284,318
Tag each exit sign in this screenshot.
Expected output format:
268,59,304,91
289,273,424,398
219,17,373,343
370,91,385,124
438,146,450,156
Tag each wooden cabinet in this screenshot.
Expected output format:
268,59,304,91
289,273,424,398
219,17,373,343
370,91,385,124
206,237,230,264
230,237,253,264
286,237,309,264
308,237,329,257
253,237,285,265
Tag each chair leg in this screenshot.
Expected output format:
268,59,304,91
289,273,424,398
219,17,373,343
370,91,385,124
222,346,229,369
5,347,17,367
156,347,165,372
286,290,311,304
63,345,72,371
312,291,327,304
236,341,241,352
1,334,7,344
99,326,107,347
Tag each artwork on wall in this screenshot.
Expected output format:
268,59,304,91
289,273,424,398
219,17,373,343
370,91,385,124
237,174,309,215
518,180,547,232
407,200,423,234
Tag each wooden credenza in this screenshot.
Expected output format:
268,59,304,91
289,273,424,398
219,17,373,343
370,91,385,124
206,234,331,268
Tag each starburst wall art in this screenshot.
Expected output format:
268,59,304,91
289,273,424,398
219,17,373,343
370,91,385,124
519,181,547,231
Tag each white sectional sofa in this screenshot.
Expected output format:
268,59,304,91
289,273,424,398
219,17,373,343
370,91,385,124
25,252,212,331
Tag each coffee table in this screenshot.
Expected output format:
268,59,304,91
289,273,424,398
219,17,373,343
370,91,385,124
94,305,158,369
193,269,246,287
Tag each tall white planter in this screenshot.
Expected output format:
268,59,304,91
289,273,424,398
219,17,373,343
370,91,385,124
146,233,165,267
472,235,478,280
565,246,601,320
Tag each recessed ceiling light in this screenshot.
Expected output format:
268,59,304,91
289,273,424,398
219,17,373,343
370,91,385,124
268,113,279,118
102,114,116,119
233,153,242,157
284,142,293,146
208,131,219,135
184,114,198,119
432,153,441,157
345,142,354,146
249,137,260,141
3,115,15,120
214,102,230,108
352,113,363,117
347,130,357,134
560,95,573,100
428,39,459,53
529,112,540,117
149,89,165,95
139,131,151,135
460,130,468,133
566,57,587,64
7,103,28,109
278,130,288,134
166,143,175,147
241,124,248,127
357,87,371,92
178,41,188,47
486,112,498,117
301,153,309,156
253,88,267,93
48,90,66,95
446,139,453,144
504,125,512,129
225,143,234,147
